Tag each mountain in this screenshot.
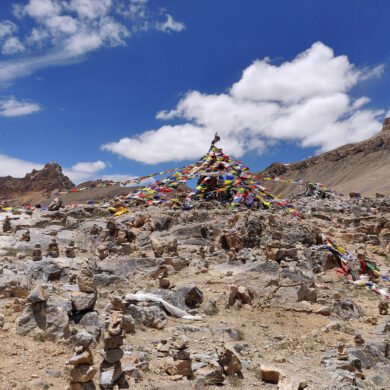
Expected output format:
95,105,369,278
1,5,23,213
259,118,390,196
0,162,74,201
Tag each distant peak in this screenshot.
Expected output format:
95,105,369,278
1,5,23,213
382,117,390,132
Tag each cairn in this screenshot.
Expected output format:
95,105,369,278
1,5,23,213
2,216,12,233
71,266,97,314
69,331,97,390
164,335,193,378
66,241,77,258
96,244,108,260
266,230,283,261
99,311,127,389
48,239,60,258
32,244,43,261
21,229,30,242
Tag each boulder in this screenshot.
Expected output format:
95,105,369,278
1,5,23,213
127,304,168,329
71,292,97,313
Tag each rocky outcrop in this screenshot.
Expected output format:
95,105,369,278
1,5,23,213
0,162,74,200
259,118,390,195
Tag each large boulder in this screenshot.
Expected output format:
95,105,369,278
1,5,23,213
126,304,167,329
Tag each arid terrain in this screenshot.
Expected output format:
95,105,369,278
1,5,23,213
0,186,389,389
0,123,389,390
259,119,390,197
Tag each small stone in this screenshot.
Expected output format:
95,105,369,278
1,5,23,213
101,348,124,364
70,365,97,383
69,349,94,366
75,331,95,348
260,365,280,384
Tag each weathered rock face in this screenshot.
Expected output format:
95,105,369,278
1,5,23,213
259,119,390,195
0,162,74,200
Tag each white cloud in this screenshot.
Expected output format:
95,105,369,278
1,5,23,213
0,20,17,38
0,0,184,84
64,160,107,182
0,96,41,117
156,14,185,33
102,42,385,164
67,0,112,20
2,37,25,55
23,0,62,19
69,160,106,173
0,154,42,177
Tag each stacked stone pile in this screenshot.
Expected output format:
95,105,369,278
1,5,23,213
99,311,127,389
69,331,97,390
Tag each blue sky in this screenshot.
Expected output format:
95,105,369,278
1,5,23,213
0,0,389,183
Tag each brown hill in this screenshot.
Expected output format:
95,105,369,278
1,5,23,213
0,162,74,201
259,118,390,196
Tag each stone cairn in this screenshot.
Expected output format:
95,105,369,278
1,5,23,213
71,266,97,315
48,238,60,258
99,311,127,389
69,331,97,390
2,216,12,233
66,240,77,258
21,229,30,242
32,244,42,261
266,229,282,261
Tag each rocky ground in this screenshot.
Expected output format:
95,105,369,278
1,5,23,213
0,192,389,389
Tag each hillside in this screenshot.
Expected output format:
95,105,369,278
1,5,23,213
0,162,74,201
260,118,390,196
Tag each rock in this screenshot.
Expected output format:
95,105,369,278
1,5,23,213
121,314,135,334
127,304,168,329
70,365,97,383
79,312,105,339
75,331,95,348
65,216,78,228
16,295,70,341
101,348,124,364
26,260,63,282
333,299,362,320
99,361,123,389
322,321,341,333
69,350,94,366
0,274,30,298
316,306,332,316
379,299,389,315
27,285,47,304
297,284,317,303
260,365,280,384
77,267,97,293
196,364,224,385
0,313,5,328
45,298,71,341
32,244,42,261
103,332,124,350
228,284,253,307
69,382,96,390
48,197,64,212
217,348,242,376
164,357,192,377
203,298,218,316
159,278,171,289
71,292,97,312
